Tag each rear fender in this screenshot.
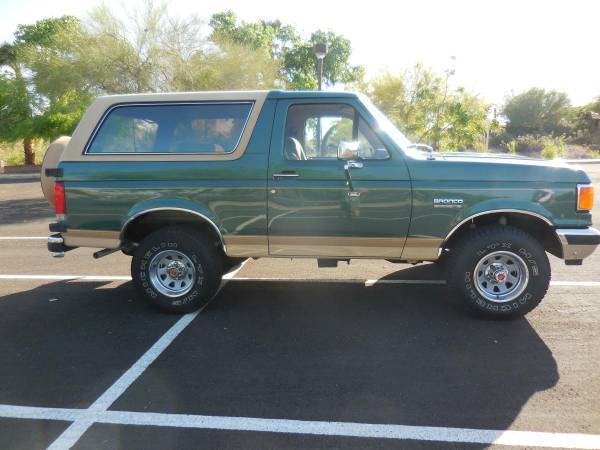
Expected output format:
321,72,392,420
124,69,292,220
121,198,225,248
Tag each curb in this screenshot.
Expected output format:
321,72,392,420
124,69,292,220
0,161,41,175
563,159,600,164
0,172,41,179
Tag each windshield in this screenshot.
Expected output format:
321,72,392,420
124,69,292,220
360,94,419,155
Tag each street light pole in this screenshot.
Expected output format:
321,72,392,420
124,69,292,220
433,56,457,150
312,43,328,91
312,43,328,156
317,58,323,91
485,106,497,152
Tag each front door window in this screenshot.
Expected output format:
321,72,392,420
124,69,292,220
284,104,389,161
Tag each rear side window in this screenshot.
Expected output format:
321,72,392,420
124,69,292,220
86,102,253,154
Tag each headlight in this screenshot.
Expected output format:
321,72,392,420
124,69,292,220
577,184,595,211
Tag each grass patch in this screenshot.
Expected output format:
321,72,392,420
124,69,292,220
0,140,48,165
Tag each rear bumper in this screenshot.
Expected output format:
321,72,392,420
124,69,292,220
47,234,73,255
555,227,600,264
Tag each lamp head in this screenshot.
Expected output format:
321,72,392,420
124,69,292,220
313,42,328,59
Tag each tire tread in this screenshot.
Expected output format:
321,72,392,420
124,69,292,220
447,225,550,318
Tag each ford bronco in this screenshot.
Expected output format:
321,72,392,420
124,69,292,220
41,90,600,317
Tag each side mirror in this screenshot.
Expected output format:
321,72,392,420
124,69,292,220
337,141,360,161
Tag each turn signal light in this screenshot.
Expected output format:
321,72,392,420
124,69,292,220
577,184,594,211
54,181,66,215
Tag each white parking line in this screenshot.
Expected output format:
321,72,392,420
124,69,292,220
96,411,600,449
0,236,47,240
1,274,599,287
0,404,82,422
550,281,600,286
0,404,85,422
231,277,447,285
1,404,599,449
46,263,245,450
46,312,201,450
0,274,131,281
3,261,600,448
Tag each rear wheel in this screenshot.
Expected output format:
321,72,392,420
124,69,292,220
447,225,550,318
131,226,222,313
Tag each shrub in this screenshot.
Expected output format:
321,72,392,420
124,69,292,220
540,137,566,160
506,140,517,155
0,140,48,165
515,135,544,156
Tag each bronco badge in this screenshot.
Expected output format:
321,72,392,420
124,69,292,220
433,198,464,208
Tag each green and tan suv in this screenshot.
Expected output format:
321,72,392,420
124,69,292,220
41,90,600,317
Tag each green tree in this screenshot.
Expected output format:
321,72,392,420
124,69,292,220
209,11,363,89
0,16,81,164
0,44,33,163
72,3,198,93
210,11,298,59
573,96,600,133
503,88,573,137
568,96,600,149
366,64,489,151
75,4,279,93
282,30,364,89
0,3,368,165
171,40,280,91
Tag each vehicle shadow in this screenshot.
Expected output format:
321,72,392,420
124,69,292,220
0,277,560,449
0,279,180,450
106,278,560,449
378,261,446,280
0,198,53,224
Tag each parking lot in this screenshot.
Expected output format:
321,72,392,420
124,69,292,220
1,166,599,450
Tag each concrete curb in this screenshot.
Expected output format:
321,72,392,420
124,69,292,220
0,172,41,179
563,159,600,164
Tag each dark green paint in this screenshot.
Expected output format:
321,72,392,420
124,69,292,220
57,91,593,256
266,97,411,254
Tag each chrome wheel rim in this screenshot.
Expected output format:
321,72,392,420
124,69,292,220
149,250,198,297
474,251,529,303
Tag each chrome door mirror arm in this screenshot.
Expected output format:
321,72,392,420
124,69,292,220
343,160,363,193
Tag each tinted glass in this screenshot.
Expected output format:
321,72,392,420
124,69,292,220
87,102,253,154
284,103,389,161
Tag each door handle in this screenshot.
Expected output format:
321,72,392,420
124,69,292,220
273,172,300,180
345,161,363,169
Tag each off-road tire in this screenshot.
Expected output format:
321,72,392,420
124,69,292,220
447,225,550,318
131,226,222,313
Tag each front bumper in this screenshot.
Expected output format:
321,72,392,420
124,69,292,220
555,227,600,264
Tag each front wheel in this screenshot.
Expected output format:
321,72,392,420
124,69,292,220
447,225,550,318
131,226,222,313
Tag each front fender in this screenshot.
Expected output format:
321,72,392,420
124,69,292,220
448,199,555,234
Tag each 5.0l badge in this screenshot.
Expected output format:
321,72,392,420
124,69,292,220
433,198,464,208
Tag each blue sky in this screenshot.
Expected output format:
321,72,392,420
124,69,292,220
1,0,598,106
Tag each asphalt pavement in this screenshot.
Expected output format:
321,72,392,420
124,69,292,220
0,165,599,449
